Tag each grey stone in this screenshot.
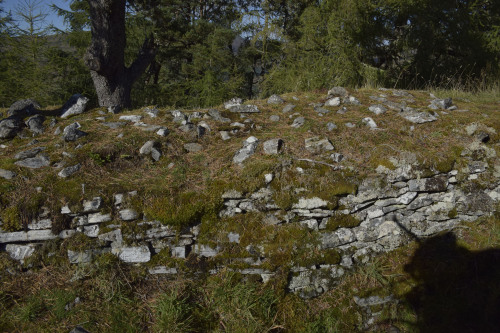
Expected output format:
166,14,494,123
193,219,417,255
0,230,57,243
83,225,99,237
119,115,142,123
27,219,52,230
0,117,23,139
139,140,162,161
345,122,356,128
14,147,46,160
98,229,123,244
184,143,203,153
83,197,102,212
362,117,377,129
327,86,348,97
229,104,260,113
208,109,231,122
269,115,280,122
156,127,170,136
326,122,337,131
291,117,305,128
314,106,331,115
220,131,231,140
194,244,219,257
369,104,386,115
14,154,50,168
305,137,334,154
144,107,159,118
102,122,126,129
267,94,285,104
428,98,453,110
68,249,93,264
149,266,178,275
26,114,45,134
0,168,16,180
60,94,89,118
325,97,341,107
6,244,36,261
228,232,240,243
63,122,88,142
116,246,151,263
400,108,438,124
224,98,243,109
108,105,121,114
337,107,348,114
88,213,112,224
330,153,344,163
282,104,296,113
344,96,361,105
408,176,448,192
233,136,259,164
172,246,187,258
222,190,244,199
69,326,90,333
119,209,139,221
293,197,329,210
263,138,283,155
7,99,40,117
58,163,81,178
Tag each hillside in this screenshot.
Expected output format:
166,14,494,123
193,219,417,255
0,87,499,332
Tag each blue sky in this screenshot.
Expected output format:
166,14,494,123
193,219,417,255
2,0,71,30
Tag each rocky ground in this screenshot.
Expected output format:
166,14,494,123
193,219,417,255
0,88,499,332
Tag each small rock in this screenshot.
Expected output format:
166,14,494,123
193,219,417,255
325,97,341,107
269,115,280,122
345,122,356,128
229,104,260,113
156,127,170,137
184,143,203,152
362,117,377,129
139,140,162,161
314,106,331,114
119,209,139,221
263,138,284,155
83,197,102,212
102,122,125,129
60,94,89,118
291,117,305,128
0,168,16,180
228,232,240,243
63,122,88,142
369,104,386,115
305,137,334,153
117,246,151,263
326,122,337,131
119,115,143,123
58,163,81,178
224,98,243,109
233,136,259,164
108,105,121,114
267,94,285,104
344,96,361,105
282,104,296,113
144,107,159,118
220,131,231,140
265,173,274,184
14,147,46,160
476,132,490,143
330,153,344,162
337,107,348,114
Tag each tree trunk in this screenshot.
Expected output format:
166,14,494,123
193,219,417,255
85,0,155,108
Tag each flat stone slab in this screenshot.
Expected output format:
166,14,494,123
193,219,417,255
229,104,260,113
14,154,50,169
116,246,151,263
0,230,57,243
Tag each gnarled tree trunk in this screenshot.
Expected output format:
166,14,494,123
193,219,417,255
85,0,155,108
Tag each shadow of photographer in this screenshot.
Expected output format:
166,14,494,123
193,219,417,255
403,232,500,333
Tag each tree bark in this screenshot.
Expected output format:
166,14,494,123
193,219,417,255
85,0,155,108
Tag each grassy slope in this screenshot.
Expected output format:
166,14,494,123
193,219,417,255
0,88,499,332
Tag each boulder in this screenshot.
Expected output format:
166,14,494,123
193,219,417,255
0,117,23,139
25,114,45,134
327,86,348,98
60,94,89,118
63,122,88,142
7,99,40,117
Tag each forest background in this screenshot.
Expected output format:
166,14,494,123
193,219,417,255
0,0,499,109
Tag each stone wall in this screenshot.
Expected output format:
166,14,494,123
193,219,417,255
1,157,499,299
